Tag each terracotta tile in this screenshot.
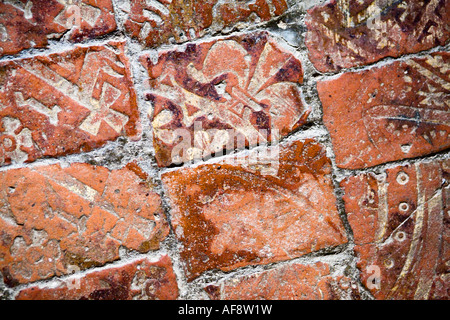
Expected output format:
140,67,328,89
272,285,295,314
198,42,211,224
0,0,116,57
318,52,450,169
0,162,169,286
205,262,361,300
142,32,310,167
162,139,347,280
16,256,178,300
342,159,449,299
122,0,288,48
0,41,140,167
305,0,450,72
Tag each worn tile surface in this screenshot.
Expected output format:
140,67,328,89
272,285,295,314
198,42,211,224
205,261,361,300
342,159,449,299
0,162,169,286
0,41,140,167
142,32,309,167
318,52,450,169
162,139,347,280
305,0,450,72
16,256,178,300
0,0,117,57
122,0,288,48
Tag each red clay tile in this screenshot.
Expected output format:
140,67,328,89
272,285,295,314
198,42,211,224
0,162,169,286
162,139,348,280
123,0,288,48
205,262,361,300
318,52,450,169
142,32,310,167
16,255,178,300
0,0,117,57
305,0,450,72
0,41,140,167
342,159,449,299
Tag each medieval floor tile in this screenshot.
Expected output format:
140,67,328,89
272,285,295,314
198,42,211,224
162,139,347,280
0,41,140,167
305,0,449,72
342,159,449,299
318,52,449,169
0,162,169,286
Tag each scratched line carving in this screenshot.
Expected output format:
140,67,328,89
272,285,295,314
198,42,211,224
142,32,310,167
122,0,288,48
342,159,449,299
0,163,169,286
318,52,450,169
305,0,450,72
0,41,140,167
0,0,116,57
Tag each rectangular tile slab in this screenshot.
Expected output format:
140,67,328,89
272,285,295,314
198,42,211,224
142,31,310,167
342,159,449,299
318,52,449,169
0,0,117,57
0,41,140,166
0,162,169,286
305,0,450,72
122,0,288,48
162,139,348,280
16,256,178,300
